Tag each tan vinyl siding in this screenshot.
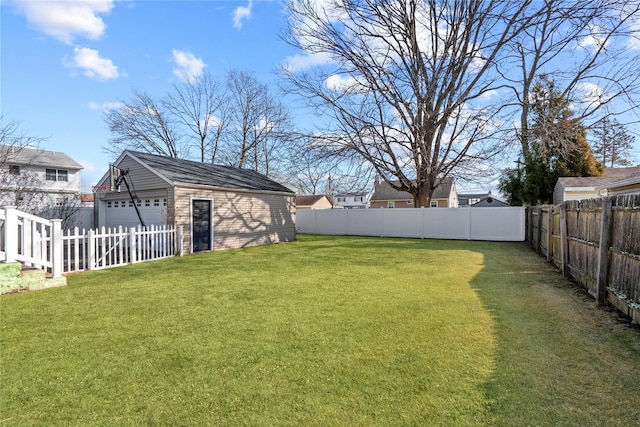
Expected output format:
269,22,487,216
174,186,296,253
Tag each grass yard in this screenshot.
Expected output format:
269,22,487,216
1,234,639,426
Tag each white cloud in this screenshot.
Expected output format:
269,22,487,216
285,52,333,72
67,47,119,80
577,82,611,105
14,0,114,44
233,0,252,29
577,25,610,51
87,101,124,111
627,15,640,50
325,74,360,91
172,49,206,82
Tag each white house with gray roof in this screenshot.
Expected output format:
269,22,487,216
0,145,83,208
94,150,296,253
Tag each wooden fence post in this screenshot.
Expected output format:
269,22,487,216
537,206,543,255
560,203,569,277
546,206,553,262
596,198,612,305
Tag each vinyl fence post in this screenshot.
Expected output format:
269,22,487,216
4,207,18,263
50,219,63,278
88,229,96,270
129,227,137,264
596,198,612,305
176,226,184,256
560,203,569,278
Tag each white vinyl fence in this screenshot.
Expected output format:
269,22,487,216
1,207,183,277
297,207,525,241
62,224,183,273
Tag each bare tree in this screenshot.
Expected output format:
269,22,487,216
104,91,182,158
281,0,545,207
103,71,295,179
502,0,640,161
221,69,295,177
164,73,229,163
591,117,636,167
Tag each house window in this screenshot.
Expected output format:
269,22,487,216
337,197,345,202
145,200,150,207
129,201,134,207
107,202,112,208
163,199,167,206
430,201,438,208
45,168,68,181
388,201,395,208
114,201,119,208
136,199,141,207
9,165,20,175
154,199,160,206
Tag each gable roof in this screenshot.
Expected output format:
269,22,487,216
122,151,294,194
296,195,332,207
371,177,455,201
1,145,83,170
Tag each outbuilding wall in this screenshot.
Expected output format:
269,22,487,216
174,186,296,253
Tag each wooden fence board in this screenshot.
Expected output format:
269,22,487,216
527,196,640,324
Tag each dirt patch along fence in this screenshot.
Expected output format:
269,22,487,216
526,195,640,324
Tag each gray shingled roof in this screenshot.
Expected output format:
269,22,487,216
371,177,454,200
128,151,294,194
1,145,83,169
558,166,640,189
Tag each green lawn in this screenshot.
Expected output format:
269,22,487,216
1,235,638,426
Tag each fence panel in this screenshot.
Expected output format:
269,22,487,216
297,207,525,241
526,196,640,324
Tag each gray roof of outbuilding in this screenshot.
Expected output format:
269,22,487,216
371,177,454,200
1,145,83,169
127,151,294,194
557,166,640,189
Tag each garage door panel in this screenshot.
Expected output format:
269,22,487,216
105,197,167,228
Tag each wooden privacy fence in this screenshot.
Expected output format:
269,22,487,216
527,195,640,323
1,207,183,277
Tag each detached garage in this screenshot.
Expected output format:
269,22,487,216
94,150,296,254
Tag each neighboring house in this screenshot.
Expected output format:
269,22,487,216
370,177,458,208
0,145,83,207
333,193,370,209
553,166,640,204
296,195,334,210
458,192,491,208
470,196,510,207
94,150,296,254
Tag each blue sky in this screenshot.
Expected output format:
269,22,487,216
1,0,298,192
2,1,639,195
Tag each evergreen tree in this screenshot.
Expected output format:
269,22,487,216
500,76,603,205
591,117,636,168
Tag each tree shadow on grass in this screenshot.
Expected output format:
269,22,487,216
468,241,640,426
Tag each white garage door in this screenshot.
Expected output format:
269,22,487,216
104,197,167,229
